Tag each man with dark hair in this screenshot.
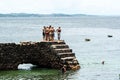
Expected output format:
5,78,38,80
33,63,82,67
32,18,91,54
56,27,61,40
42,26,46,40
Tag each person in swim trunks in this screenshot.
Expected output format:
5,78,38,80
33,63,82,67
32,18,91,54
56,27,61,40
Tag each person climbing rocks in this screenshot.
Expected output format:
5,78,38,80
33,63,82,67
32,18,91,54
61,65,66,74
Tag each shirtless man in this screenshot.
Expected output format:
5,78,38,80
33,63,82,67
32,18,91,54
51,27,55,41
49,26,52,41
45,27,49,41
42,26,46,40
56,27,61,40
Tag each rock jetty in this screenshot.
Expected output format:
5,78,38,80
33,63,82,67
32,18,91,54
0,40,80,70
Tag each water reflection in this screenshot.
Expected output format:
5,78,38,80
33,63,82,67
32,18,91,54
0,68,78,80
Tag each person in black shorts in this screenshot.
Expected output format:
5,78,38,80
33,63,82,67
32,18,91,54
42,26,46,40
56,27,61,40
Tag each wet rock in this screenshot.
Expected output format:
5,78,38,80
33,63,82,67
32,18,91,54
85,38,91,41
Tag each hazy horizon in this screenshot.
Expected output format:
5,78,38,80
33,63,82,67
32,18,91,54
0,13,120,17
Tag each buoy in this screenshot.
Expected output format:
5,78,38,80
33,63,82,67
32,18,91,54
102,61,105,65
107,35,113,38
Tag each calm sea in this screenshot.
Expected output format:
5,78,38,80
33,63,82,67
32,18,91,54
0,16,120,80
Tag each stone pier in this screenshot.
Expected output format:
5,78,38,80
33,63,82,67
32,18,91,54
0,40,80,70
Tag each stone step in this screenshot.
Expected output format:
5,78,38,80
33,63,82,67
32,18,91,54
66,60,79,65
54,48,72,53
57,52,75,58
40,40,66,45
51,44,69,49
67,64,80,70
61,57,75,61
50,42,65,45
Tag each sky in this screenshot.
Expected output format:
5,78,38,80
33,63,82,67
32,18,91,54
0,0,120,15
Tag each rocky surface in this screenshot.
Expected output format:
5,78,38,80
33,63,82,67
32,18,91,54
0,41,80,70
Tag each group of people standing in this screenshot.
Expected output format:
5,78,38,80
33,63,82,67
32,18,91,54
42,25,61,41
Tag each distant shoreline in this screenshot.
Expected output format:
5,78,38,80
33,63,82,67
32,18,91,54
0,13,109,17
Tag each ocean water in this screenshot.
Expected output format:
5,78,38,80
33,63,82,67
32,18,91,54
0,16,120,80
